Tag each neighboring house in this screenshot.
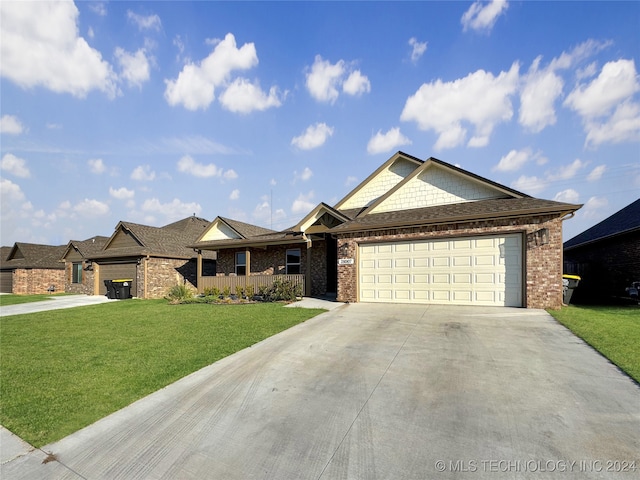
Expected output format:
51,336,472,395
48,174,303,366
60,236,110,295
563,198,640,302
80,216,216,299
192,152,581,309
0,243,67,294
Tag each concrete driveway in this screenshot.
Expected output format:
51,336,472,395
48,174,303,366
2,304,639,479
0,295,115,317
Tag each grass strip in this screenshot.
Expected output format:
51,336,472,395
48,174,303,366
0,300,324,447
547,305,640,383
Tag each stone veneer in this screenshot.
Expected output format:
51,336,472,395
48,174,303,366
11,268,66,295
336,215,564,309
142,257,198,299
64,262,95,295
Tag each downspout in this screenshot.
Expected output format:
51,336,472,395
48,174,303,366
144,255,149,299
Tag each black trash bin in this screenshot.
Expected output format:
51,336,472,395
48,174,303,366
562,274,581,305
112,279,133,299
104,279,116,299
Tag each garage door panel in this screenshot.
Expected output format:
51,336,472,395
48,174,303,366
359,234,522,307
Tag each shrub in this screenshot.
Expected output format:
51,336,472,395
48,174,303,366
245,284,255,299
235,285,244,298
264,279,302,302
165,284,193,304
203,286,220,297
222,285,231,298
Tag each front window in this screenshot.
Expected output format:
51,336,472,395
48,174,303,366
286,249,301,274
235,252,246,275
72,262,83,284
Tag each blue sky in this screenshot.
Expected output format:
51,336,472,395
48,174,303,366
1,0,639,247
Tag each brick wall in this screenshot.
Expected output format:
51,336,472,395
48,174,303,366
564,230,640,302
215,241,329,296
336,215,564,309
143,257,198,299
12,268,66,295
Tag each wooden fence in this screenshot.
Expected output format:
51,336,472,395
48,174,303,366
198,274,306,296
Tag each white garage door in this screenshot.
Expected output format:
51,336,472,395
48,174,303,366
359,234,522,307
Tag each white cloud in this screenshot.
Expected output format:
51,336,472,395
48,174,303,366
519,58,564,133
562,58,640,147
306,56,345,103
305,55,370,103
546,159,586,181
131,165,156,181
583,101,640,147
408,37,427,64
292,191,315,214
461,0,508,33
224,169,238,180
109,186,135,200
230,189,240,200
74,199,109,217
177,155,238,180
345,176,358,187
587,165,606,181
493,148,532,172
0,115,25,135
342,70,371,96
141,198,202,223
89,2,107,16
511,175,546,195
218,78,283,114
554,189,580,204
582,196,608,219
1,153,31,178
164,33,258,111
88,158,106,174
564,59,639,119
252,196,286,226
291,123,334,150
115,48,151,88
0,1,117,98
367,127,412,155
294,167,313,182
127,10,162,31
0,178,26,204
401,62,519,150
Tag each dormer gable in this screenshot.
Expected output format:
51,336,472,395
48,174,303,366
366,157,527,215
197,217,245,242
294,203,350,234
104,223,145,250
335,151,423,211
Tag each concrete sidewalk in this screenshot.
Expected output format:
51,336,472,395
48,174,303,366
0,295,116,317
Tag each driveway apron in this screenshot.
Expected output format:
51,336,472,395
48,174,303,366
2,304,638,479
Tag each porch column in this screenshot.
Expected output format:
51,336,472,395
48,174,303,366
305,241,312,296
196,250,203,293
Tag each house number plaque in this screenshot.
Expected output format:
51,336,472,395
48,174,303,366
338,258,354,265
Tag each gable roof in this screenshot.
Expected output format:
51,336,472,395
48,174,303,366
331,197,580,233
564,198,640,250
0,243,67,270
62,236,110,260
194,216,276,244
92,216,215,260
294,203,351,233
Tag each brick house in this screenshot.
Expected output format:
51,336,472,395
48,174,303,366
192,152,582,309
60,236,109,295
564,198,640,303
0,243,67,294
74,216,216,299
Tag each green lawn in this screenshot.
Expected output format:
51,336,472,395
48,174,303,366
0,294,68,306
548,305,640,383
0,300,324,447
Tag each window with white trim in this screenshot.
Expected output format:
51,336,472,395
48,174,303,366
286,249,301,274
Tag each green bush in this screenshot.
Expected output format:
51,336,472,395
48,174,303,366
235,285,244,298
203,286,220,297
245,284,255,299
222,285,231,298
165,284,193,304
264,279,302,302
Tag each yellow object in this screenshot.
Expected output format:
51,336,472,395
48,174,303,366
562,274,581,280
